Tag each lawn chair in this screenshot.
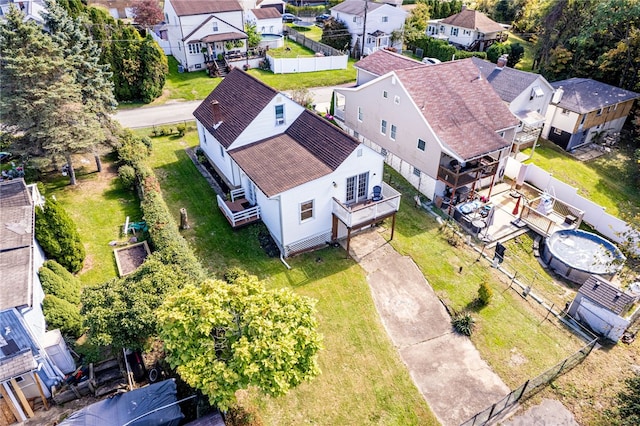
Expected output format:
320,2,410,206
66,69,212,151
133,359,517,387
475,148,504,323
371,185,382,202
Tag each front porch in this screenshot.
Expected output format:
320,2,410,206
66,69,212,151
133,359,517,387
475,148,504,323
216,188,261,228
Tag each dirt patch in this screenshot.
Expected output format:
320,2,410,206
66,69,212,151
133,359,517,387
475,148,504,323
114,241,151,276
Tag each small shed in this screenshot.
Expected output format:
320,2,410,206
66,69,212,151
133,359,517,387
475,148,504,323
568,275,639,342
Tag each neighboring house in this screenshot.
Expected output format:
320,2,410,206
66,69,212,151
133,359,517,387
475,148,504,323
193,69,401,257
568,275,640,342
330,0,407,55
87,0,134,20
470,56,554,155
542,78,640,151
240,0,285,14
163,0,247,72
245,7,282,35
333,58,519,202
0,0,46,23
353,48,425,86
0,179,75,421
426,7,505,52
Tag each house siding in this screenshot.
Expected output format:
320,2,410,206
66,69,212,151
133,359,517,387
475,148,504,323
331,4,406,51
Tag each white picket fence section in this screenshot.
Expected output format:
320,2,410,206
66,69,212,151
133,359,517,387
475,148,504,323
267,54,348,74
505,157,638,252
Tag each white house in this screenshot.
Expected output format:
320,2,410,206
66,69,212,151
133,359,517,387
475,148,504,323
0,0,46,23
470,56,554,155
568,275,640,342
330,0,407,55
239,0,285,14
542,78,639,151
245,7,282,35
193,69,401,257
334,56,519,203
426,7,505,52
163,0,247,72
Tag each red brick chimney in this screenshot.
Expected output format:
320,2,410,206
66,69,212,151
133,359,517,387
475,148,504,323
211,100,222,127
496,54,508,69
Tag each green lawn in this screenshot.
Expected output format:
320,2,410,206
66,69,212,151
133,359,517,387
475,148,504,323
522,139,640,218
507,32,535,71
267,39,316,58
140,127,438,425
287,23,323,41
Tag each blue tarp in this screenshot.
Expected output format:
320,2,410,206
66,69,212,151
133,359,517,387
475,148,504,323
59,380,184,426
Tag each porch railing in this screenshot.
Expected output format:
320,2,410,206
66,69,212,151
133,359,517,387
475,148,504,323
217,194,260,227
332,182,400,228
230,188,245,202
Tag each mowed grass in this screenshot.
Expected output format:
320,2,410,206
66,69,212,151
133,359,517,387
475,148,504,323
522,139,640,218
42,154,141,286
140,127,438,425
286,22,323,41
267,39,316,57
507,32,535,71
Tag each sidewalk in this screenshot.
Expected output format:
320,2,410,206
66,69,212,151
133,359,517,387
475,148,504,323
347,227,509,426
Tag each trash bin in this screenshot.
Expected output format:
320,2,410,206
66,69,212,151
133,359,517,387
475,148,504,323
178,64,184,73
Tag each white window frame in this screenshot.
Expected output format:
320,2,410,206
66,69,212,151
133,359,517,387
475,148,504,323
390,124,397,140
382,90,388,98
381,16,388,23
596,108,603,116
213,22,218,32
275,104,285,125
357,106,363,122
451,27,458,36
219,145,225,158
413,167,421,177
188,43,201,55
394,95,400,105
380,119,387,135
561,108,570,115
300,200,314,222
417,138,426,151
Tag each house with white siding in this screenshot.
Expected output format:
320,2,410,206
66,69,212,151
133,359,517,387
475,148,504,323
542,78,639,152
245,7,282,35
333,57,519,204
426,7,506,52
163,0,247,72
193,69,400,257
330,0,407,56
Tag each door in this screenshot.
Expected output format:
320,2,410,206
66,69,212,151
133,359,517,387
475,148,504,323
346,172,369,204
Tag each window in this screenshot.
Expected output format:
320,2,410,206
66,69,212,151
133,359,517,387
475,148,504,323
261,26,265,32
463,30,470,36
357,148,363,157
439,25,444,32
213,22,218,32
381,16,388,23
580,115,586,125
561,108,570,115
390,124,396,140
380,119,387,135
353,16,357,22
219,145,224,158
596,108,603,116
451,27,458,36
300,200,314,221
358,107,363,122
498,131,505,138
269,26,274,32
188,43,201,55
413,167,421,177
553,127,562,135
346,172,369,204
381,148,387,156
530,86,544,99
382,90,388,98
195,64,202,69
394,95,400,105
354,131,359,139
417,139,426,151
275,104,285,125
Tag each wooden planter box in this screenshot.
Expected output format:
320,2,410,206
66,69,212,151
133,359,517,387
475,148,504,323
114,241,151,277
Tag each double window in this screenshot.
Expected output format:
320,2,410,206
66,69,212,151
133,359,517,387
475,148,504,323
188,43,201,55
300,200,314,222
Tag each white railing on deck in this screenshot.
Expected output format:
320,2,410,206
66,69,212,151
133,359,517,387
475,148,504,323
230,188,245,202
27,183,45,209
217,194,260,227
332,182,401,228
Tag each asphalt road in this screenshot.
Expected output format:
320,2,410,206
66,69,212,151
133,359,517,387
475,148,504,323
112,84,349,129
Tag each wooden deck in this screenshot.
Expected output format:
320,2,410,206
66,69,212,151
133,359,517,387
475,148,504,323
217,195,261,228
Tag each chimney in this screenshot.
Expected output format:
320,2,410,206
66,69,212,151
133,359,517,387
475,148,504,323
496,54,508,69
211,100,222,128
551,87,564,104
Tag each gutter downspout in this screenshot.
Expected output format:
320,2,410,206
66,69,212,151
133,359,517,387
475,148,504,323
274,195,291,269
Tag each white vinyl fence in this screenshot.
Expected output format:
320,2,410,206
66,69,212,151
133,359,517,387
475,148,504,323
505,157,638,252
267,54,348,74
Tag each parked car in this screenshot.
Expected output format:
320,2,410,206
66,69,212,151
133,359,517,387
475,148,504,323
315,13,330,23
282,13,300,23
422,57,442,65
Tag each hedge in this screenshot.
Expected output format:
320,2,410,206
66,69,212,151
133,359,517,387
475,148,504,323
43,294,84,338
38,266,81,305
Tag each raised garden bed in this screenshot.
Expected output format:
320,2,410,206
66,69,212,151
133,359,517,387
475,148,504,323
114,241,151,277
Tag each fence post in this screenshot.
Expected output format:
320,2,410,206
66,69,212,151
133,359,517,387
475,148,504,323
517,380,529,401
486,403,497,421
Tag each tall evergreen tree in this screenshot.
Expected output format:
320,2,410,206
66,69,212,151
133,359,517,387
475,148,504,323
138,33,168,103
0,6,103,184
42,0,118,172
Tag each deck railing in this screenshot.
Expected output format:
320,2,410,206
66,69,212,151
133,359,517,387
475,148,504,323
217,194,260,227
332,182,400,228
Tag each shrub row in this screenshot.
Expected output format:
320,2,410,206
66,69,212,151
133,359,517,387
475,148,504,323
38,260,84,338
409,37,487,63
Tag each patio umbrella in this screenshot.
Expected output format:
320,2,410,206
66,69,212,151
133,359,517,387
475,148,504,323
512,196,521,216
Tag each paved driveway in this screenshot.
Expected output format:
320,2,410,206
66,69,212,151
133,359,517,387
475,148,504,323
348,228,509,426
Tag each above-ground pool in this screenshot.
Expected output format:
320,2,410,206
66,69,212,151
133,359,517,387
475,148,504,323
259,34,284,49
541,229,625,284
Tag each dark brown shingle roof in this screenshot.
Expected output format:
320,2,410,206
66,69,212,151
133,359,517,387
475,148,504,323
251,7,281,19
395,58,518,160
193,69,277,148
355,49,424,77
440,8,504,33
229,110,359,197
578,275,635,316
170,0,242,16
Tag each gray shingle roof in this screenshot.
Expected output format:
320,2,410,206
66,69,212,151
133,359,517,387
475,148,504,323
578,275,635,316
169,0,242,16
354,49,425,77
331,0,384,16
0,179,34,310
550,78,640,114
251,7,281,19
395,58,518,160
193,69,277,148
470,56,541,103
229,110,359,197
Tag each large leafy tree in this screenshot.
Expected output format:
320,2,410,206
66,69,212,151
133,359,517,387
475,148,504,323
0,5,102,184
158,270,322,410
321,18,352,53
131,0,164,28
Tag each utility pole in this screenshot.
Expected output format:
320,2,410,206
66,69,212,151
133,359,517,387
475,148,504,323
360,0,368,59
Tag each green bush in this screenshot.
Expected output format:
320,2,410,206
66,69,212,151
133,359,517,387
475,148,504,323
451,311,475,336
118,130,151,167
35,197,85,273
118,164,137,189
176,123,186,137
477,281,493,307
43,259,79,285
43,294,83,338
38,266,81,305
